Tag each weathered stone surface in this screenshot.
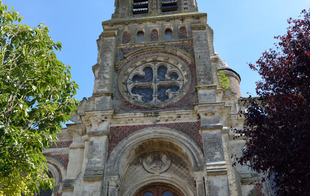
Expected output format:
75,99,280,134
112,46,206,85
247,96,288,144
208,175,230,196
192,25,214,86
202,130,225,162
93,32,117,95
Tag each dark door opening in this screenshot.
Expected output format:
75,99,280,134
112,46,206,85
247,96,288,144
136,184,183,196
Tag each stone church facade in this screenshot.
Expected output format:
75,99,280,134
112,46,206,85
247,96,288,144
42,0,271,195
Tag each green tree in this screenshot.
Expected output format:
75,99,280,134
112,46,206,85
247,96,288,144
0,1,79,195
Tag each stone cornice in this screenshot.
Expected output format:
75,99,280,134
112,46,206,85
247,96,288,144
102,12,207,27
111,109,198,126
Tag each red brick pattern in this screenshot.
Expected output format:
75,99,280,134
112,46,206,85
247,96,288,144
50,141,72,148
178,26,188,39
151,29,159,41
229,76,241,97
45,154,69,169
47,162,63,182
109,122,202,154
122,32,131,44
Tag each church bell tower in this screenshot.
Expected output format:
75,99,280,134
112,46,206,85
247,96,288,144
43,0,272,196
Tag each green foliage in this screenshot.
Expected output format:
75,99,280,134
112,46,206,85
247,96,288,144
0,1,79,195
218,70,230,89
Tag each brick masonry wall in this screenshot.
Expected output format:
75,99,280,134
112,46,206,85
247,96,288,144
108,122,202,155
50,141,72,148
229,76,241,98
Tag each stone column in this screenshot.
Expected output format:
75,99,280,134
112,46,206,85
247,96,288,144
81,112,113,196
92,30,117,111
192,22,214,86
202,126,229,196
62,125,85,195
196,105,230,196
192,22,218,105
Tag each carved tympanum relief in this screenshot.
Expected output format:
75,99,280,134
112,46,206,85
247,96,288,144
143,151,171,174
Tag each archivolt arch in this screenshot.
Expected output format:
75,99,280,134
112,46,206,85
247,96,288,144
115,45,195,69
106,127,205,177
44,157,66,195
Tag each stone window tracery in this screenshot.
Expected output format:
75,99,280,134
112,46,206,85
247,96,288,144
118,54,191,108
128,62,182,104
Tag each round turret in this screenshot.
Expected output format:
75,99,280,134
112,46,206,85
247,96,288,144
215,53,242,97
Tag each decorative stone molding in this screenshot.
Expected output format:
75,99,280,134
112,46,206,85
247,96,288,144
116,45,194,69
101,30,118,38
82,111,113,133
110,109,198,126
108,176,120,196
201,123,223,131
106,127,205,176
206,161,228,176
62,179,75,192
196,84,217,91
83,167,105,181
222,127,230,134
240,173,259,185
43,148,70,155
191,23,207,31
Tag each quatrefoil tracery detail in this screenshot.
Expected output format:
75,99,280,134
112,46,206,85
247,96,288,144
127,62,184,105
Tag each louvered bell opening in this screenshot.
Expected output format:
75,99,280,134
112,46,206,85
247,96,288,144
133,0,149,14
161,0,178,12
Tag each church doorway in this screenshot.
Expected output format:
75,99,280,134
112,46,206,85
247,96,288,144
135,184,183,196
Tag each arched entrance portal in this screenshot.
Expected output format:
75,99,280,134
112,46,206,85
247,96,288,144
105,128,205,196
136,184,183,196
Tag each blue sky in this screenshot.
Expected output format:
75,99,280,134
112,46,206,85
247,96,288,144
3,0,310,100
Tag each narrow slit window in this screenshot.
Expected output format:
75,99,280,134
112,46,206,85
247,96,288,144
133,0,149,15
165,29,173,41
137,31,145,43
161,0,178,12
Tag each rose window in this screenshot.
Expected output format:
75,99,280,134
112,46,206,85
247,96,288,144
119,56,191,107
128,62,183,104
